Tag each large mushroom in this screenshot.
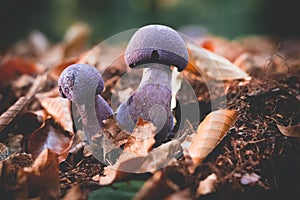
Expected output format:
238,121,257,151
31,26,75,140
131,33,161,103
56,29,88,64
58,64,113,143
116,24,189,142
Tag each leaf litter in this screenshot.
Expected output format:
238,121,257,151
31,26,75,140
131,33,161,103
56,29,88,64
0,23,299,200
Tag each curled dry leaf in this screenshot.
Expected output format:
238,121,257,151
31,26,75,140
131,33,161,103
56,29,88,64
98,139,182,185
0,74,47,135
36,93,73,133
186,42,251,81
277,124,300,138
98,121,183,185
102,116,131,147
0,153,34,199
20,148,60,199
197,173,218,197
133,169,181,200
124,119,156,155
28,119,74,163
62,183,87,200
188,109,238,170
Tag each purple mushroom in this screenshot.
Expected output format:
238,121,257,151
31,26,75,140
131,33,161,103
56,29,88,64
58,64,113,143
116,24,189,142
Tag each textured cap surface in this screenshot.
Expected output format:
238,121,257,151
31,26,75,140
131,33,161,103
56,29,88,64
58,64,104,104
125,25,189,71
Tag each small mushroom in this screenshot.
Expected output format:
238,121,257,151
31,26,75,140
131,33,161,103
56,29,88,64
116,24,189,142
58,64,113,143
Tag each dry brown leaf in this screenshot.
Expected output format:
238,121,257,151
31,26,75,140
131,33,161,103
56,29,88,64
36,93,73,133
133,170,179,200
49,57,79,80
98,139,182,186
28,119,74,163
62,183,87,200
102,116,132,147
98,120,182,185
196,173,218,197
63,22,90,57
124,119,156,155
188,109,238,170
0,74,47,135
0,153,34,198
277,124,300,138
97,165,131,185
186,42,251,81
21,148,60,199
165,189,193,200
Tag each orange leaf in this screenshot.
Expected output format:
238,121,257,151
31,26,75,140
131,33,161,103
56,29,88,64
0,57,37,81
188,109,238,169
277,124,300,138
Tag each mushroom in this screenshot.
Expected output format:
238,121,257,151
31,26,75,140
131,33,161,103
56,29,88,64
116,24,189,142
58,64,113,143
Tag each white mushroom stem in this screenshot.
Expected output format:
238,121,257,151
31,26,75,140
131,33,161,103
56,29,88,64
138,63,172,89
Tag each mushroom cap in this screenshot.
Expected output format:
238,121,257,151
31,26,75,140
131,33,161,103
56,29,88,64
125,25,189,71
58,64,104,104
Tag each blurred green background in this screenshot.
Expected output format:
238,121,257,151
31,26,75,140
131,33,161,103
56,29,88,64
0,0,299,49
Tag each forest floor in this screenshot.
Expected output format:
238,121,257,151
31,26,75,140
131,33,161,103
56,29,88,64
0,25,299,200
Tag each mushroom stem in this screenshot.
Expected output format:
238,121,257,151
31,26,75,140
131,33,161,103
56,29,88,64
75,94,113,143
139,63,172,90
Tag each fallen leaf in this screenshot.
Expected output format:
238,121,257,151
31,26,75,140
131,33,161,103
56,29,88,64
277,124,300,138
49,57,79,80
63,22,90,57
21,148,60,199
188,109,238,171
197,173,218,197
98,119,183,185
98,138,182,186
28,119,74,163
165,189,193,200
0,56,37,81
133,170,178,200
97,165,131,185
36,93,73,133
0,153,34,198
62,183,88,200
0,74,47,135
186,42,251,81
124,119,156,155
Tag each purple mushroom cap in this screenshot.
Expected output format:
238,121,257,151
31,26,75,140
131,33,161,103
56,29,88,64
125,25,189,71
58,64,104,104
